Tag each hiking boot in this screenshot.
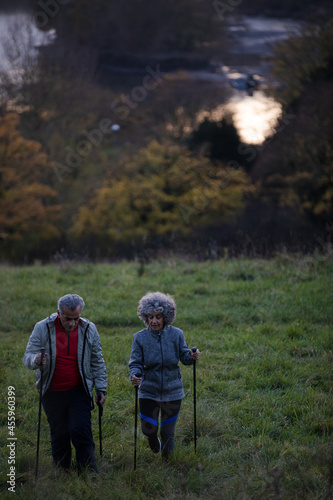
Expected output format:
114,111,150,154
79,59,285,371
148,436,161,453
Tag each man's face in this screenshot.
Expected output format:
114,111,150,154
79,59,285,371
58,306,82,333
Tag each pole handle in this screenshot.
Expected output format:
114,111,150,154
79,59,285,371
39,347,45,382
40,346,45,367
133,373,142,387
97,392,104,414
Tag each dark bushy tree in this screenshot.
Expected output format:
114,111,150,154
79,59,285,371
189,116,249,167
246,18,333,246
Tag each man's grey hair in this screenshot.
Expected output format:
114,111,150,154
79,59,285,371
137,291,176,326
58,294,85,314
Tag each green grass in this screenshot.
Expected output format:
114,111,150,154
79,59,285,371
0,255,332,499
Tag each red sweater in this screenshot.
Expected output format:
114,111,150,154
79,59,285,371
48,317,82,391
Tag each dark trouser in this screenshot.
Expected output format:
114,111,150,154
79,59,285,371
139,399,182,458
42,385,97,473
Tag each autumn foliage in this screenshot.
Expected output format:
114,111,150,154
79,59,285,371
0,114,60,261
71,141,249,256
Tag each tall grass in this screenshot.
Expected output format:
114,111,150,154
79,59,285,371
0,255,332,499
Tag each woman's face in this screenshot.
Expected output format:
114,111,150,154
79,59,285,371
147,311,164,331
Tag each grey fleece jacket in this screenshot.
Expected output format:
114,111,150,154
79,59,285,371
128,325,194,401
23,312,107,399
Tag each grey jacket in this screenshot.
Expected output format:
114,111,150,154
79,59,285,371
23,312,107,399
129,325,194,401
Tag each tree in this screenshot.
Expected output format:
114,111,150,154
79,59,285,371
188,115,247,166
71,141,249,257
0,113,61,261
248,77,333,247
270,17,333,109
240,16,333,249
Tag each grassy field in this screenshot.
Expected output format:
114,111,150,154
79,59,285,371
0,254,332,499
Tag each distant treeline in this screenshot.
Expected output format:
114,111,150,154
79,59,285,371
1,0,332,18
0,0,30,11
236,0,333,19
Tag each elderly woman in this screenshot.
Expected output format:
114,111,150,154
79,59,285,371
129,291,200,460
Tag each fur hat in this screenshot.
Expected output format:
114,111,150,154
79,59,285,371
137,291,176,326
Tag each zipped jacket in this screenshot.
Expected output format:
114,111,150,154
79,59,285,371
129,325,194,401
23,313,107,399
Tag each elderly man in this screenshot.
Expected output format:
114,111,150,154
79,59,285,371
23,294,107,473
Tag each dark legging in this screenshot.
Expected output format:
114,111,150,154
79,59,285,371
139,398,182,458
42,385,97,473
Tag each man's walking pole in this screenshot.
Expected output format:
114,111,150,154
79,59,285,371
133,373,141,470
35,347,45,479
192,347,197,454
97,393,103,457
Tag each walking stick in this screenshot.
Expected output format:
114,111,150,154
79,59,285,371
192,347,197,454
97,393,103,457
133,373,141,471
35,347,45,479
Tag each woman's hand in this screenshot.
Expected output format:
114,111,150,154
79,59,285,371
190,348,200,360
131,375,142,387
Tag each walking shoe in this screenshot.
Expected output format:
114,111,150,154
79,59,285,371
162,449,172,461
148,436,161,453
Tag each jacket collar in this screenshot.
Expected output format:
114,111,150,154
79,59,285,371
147,325,168,335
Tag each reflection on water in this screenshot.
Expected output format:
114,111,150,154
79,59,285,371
198,91,282,145
0,13,54,71
225,91,282,144
220,16,299,144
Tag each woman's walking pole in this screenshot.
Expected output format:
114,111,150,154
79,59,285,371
97,394,103,457
133,373,141,470
35,347,45,479
192,347,197,454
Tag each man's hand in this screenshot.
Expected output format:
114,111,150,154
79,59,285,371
36,352,47,366
96,392,106,407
